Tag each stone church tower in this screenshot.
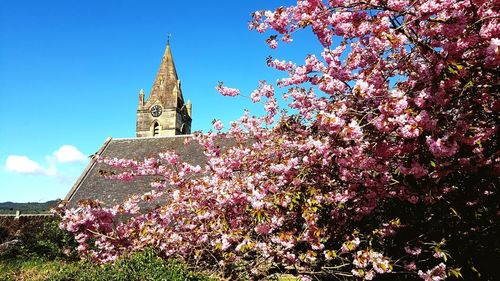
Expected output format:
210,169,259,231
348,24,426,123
136,42,192,137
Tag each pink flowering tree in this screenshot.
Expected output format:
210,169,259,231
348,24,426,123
57,0,499,280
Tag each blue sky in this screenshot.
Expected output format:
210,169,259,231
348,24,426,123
0,0,322,202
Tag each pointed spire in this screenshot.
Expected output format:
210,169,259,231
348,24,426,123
163,43,178,80
147,37,180,107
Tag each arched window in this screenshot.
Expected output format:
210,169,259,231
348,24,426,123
153,121,160,136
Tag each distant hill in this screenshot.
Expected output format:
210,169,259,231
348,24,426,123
0,200,60,214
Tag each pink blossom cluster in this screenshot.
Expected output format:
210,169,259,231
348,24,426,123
351,249,392,280
215,82,240,97
212,119,224,131
58,0,498,279
404,246,422,256
418,263,447,281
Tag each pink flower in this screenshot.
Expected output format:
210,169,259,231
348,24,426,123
267,58,295,70
254,224,272,235
341,237,360,253
387,0,406,11
371,252,392,274
399,161,428,178
486,38,500,65
404,246,422,256
364,270,375,280
353,250,370,268
433,250,445,259
256,22,267,33
426,136,459,158
299,275,312,281
342,120,363,141
159,151,179,165
418,263,447,281
399,124,421,139
267,38,278,49
212,119,224,131
404,262,417,271
77,244,87,252
215,82,240,97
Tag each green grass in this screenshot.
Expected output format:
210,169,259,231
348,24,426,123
0,258,71,281
0,251,214,281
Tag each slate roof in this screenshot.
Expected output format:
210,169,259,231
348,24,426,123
65,135,229,208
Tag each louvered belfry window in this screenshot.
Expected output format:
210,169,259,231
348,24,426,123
153,122,160,136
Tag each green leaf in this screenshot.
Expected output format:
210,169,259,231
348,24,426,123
450,207,461,219
447,65,459,75
448,267,463,278
463,80,474,90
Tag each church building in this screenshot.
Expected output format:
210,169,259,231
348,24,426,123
64,41,227,207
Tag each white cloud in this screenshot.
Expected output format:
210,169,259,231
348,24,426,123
53,145,87,164
6,155,45,175
5,144,87,178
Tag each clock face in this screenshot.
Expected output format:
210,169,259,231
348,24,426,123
150,105,162,117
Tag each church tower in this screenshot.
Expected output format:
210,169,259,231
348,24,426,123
136,41,192,137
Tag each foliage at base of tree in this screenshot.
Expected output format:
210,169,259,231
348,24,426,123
0,217,78,260
0,250,213,281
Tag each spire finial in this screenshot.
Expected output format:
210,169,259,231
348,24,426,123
167,33,172,45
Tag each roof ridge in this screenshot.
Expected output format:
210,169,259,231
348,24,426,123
112,134,194,141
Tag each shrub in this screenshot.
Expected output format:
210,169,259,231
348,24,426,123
51,249,212,281
0,217,77,261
